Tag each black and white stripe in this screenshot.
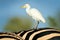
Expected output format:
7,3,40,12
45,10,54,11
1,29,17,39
0,32,23,40
16,28,60,40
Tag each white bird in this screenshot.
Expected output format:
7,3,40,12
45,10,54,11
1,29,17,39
21,4,46,29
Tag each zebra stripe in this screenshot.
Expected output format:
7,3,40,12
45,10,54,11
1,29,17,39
0,36,20,40
32,31,60,40
16,28,60,40
37,33,60,40
17,28,54,36
25,29,55,40
0,32,23,40
48,36,60,40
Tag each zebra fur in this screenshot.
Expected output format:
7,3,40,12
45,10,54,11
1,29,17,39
15,28,60,40
0,32,23,40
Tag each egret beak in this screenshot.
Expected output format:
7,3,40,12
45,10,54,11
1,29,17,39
20,6,26,8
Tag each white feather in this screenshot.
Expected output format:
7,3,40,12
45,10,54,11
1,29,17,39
21,4,46,29
29,8,46,23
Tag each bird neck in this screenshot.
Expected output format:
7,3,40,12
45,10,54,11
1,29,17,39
26,6,30,12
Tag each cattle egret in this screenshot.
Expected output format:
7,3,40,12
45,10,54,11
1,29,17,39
21,4,46,29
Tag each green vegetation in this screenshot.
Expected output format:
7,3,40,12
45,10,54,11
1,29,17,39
48,10,60,30
4,17,33,32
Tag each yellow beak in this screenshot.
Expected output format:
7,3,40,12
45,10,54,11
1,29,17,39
21,6,26,8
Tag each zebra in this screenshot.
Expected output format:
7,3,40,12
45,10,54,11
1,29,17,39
0,32,24,40
15,28,60,40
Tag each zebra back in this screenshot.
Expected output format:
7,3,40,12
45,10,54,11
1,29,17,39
15,28,60,40
0,32,23,40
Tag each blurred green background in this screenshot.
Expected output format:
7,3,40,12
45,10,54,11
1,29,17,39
0,0,60,32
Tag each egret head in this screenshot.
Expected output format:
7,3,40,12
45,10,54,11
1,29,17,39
21,4,30,8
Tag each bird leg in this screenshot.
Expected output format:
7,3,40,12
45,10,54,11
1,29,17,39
36,21,39,29
34,21,39,29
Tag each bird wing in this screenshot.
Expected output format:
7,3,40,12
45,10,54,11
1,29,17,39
30,8,46,23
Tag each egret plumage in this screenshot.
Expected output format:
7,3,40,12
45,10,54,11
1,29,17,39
21,4,46,29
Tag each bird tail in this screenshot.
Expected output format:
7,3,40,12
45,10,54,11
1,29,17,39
40,17,46,23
